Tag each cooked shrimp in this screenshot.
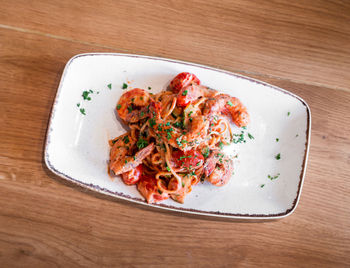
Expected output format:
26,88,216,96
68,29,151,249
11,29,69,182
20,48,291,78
204,151,234,186
121,164,143,185
116,88,150,123
109,132,155,175
204,94,249,127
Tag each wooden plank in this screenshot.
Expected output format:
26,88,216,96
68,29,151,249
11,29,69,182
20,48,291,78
0,0,349,90
0,28,350,267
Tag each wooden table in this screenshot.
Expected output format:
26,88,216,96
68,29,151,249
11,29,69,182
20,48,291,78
1,1,349,267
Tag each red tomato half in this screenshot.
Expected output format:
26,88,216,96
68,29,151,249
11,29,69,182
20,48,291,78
137,175,169,203
172,150,204,169
121,164,143,185
169,72,200,93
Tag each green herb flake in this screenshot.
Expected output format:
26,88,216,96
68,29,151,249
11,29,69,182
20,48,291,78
202,147,210,158
287,112,291,116
296,134,299,137
116,104,121,110
166,166,171,172
248,133,254,139
148,86,151,90
107,83,112,89
182,182,185,187
268,173,280,181
275,153,281,160
260,184,265,188
140,111,144,117
276,138,279,142
125,160,128,164
174,121,183,128
82,90,92,101
137,137,149,149
157,189,162,194
127,105,133,113
182,90,188,96
219,142,224,149
77,103,80,107
149,118,156,128
79,108,86,115
122,83,128,89
123,136,130,144
227,101,233,107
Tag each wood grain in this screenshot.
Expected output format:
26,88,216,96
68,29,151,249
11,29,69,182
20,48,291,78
0,1,350,267
0,0,350,91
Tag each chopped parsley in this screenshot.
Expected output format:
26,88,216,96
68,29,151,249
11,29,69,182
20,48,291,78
116,104,121,110
268,173,280,180
107,83,112,89
157,189,162,194
82,90,93,101
218,142,224,149
227,101,233,107
148,86,151,90
122,83,128,89
173,121,183,128
166,166,171,172
167,132,172,140
276,138,279,142
182,90,188,96
127,105,133,113
182,182,185,187
123,136,130,144
202,147,210,158
149,118,156,127
296,134,299,137
260,184,265,188
137,137,148,149
275,153,281,160
140,111,144,117
79,108,86,115
287,112,291,116
232,131,246,144
248,133,254,139
125,160,128,164
77,103,80,107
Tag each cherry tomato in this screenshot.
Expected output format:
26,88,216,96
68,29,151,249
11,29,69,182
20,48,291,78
121,164,143,185
169,72,200,93
172,150,204,169
137,175,169,203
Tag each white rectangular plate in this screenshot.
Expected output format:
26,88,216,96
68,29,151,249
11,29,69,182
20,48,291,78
45,53,311,219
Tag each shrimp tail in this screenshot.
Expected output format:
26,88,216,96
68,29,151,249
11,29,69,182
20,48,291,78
111,143,155,175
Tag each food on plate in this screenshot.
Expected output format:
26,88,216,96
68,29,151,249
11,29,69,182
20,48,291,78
108,72,249,204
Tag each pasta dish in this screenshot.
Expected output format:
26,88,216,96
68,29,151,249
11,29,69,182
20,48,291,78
109,72,249,203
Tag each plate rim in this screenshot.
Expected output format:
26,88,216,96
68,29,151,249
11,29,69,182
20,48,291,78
44,52,311,219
